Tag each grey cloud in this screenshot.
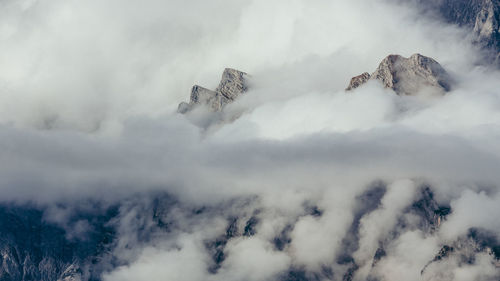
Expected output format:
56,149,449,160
1,0,500,280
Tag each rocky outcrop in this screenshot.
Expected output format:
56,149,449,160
178,68,249,113
58,264,82,281
215,68,248,102
346,54,452,95
346,72,371,91
416,0,500,61
473,0,500,51
409,187,451,233
178,86,219,113
421,228,500,274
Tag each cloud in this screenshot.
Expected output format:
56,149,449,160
373,231,440,281
102,235,210,281
440,190,500,240
217,237,292,281
1,0,500,280
353,179,418,279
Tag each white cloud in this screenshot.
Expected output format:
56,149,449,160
0,0,499,280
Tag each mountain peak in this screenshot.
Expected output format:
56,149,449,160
347,53,452,95
178,68,249,113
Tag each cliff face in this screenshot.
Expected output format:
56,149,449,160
178,68,249,113
416,0,500,60
440,0,499,50
0,205,115,281
215,68,248,102
421,228,500,275
347,54,452,95
0,186,498,281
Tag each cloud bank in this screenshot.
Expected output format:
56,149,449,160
1,0,500,280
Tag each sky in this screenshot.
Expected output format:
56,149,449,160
1,0,500,280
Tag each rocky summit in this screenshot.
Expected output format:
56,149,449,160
346,53,452,95
178,68,249,113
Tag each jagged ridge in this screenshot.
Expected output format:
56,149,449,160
346,53,452,95
178,68,249,113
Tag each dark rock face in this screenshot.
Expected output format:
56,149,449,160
409,186,451,233
421,228,500,274
337,184,387,267
205,217,240,273
0,187,498,281
416,0,500,60
0,204,117,281
347,54,452,95
337,186,454,281
178,68,249,113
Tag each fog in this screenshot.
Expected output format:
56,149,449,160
1,0,500,280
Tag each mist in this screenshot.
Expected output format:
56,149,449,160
1,0,500,280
